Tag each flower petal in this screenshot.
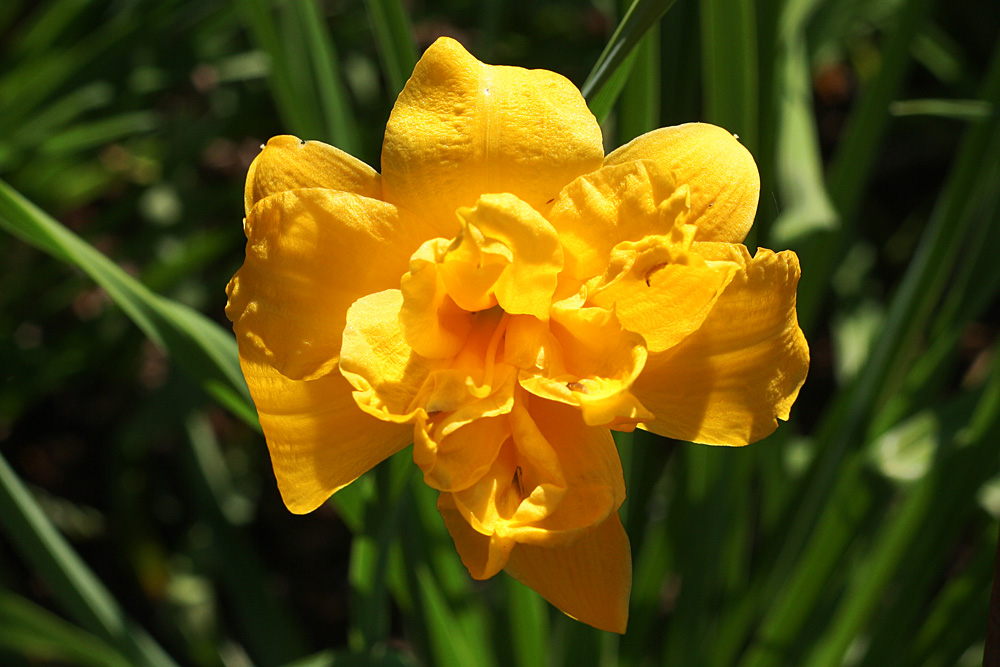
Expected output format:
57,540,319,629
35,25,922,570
225,189,432,381
438,492,515,579
632,244,809,445
339,289,444,423
381,37,604,235
547,160,690,281
604,123,759,243
415,413,511,492
237,342,411,514
457,193,563,319
342,294,515,425
244,135,381,216
451,391,625,546
508,306,652,427
586,235,740,352
504,511,631,634
400,239,478,360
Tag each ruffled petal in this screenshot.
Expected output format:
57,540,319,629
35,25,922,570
547,160,690,281
225,189,432,381
604,123,759,243
451,391,625,547
632,244,809,445
342,294,515,425
244,136,381,216
400,239,477,360
586,235,740,352
413,375,515,492
237,342,411,514
508,306,652,427
504,512,631,634
438,492,515,579
381,37,604,235
339,289,444,424
457,193,563,319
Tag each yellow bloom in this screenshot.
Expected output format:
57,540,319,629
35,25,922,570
225,37,809,633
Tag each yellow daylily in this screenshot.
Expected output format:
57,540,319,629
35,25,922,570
225,37,809,633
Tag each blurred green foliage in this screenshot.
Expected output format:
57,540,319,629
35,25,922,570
1,0,999,665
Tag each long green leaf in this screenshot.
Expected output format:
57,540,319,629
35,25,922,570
0,591,131,667
768,8,837,246
292,0,361,154
699,0,758,150
363,0,418,97
582,0,678,122
796,0,939,332
0,452,178,666
616,20,661,144
0,178,257,430
741,36,1000,664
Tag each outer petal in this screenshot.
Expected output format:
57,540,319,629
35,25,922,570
381,37,604,235
632,244,809,445
604,123,760,243
244,135,381,216
237,342,411,514
504,512,631,634
547,160,690,281
225,189,433,381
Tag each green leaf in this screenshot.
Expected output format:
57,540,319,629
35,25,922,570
796,0,939,332
505,577,549,667
291,0,361,154
363,0,418,97
583,0,678,123
0,178,258,430
616,18,661,144
238,0,361,148
699,0,758,150
0,452,178,666
0,591,131,667
889,98,994,120
768,14,838,246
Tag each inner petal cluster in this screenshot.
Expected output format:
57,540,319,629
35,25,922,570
336,173,722,560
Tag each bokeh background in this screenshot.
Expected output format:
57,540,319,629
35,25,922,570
2,0,999,665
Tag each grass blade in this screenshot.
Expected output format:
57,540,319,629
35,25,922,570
616,19,661,144
768,17,837,246
0,591,131,667
796,0,938,331
0,451,178,666
582,0,678,122
699,0,758,149
291,0,361,154
364,0,419,97
0,178,257,430
741,35,1000,664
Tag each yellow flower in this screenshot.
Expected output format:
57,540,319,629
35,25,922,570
225,37,808,633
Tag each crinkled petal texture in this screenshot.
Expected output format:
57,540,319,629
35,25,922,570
631,244,809,445
381,36,604,235
229,36,809,635
604,123,760,243
436,392,629,634
226,140,431,513
226,189,435,381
